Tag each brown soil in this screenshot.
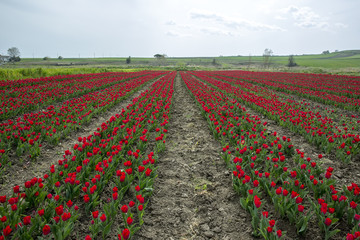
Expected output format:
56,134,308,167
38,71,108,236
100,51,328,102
1,72,357,239
277,89,359,133
0,79,157,197
267,91,360,186
135,74,253,240
239,99,357,239
192,74,357,238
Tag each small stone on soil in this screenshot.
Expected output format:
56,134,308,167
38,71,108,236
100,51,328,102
203,231,214,238
200,224,210,232
213,227,221,233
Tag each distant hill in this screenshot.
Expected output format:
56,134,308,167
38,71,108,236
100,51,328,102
317,50,360,59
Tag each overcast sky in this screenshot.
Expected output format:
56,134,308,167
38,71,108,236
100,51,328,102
0,0,359,58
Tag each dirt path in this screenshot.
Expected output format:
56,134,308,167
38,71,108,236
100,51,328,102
136,74,253,240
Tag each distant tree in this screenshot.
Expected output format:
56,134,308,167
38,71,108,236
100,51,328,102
322,50,330,54
263,48,273,67
212,58,217,65
58,56,63,60
7,47,21,62
248,54,252,69
126,56,131,64
154,54,167,66
154,54,166,59
43,56,50,60
287,55,297,67
8,47,20,58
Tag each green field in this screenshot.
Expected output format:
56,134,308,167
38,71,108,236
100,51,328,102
1,50,359,80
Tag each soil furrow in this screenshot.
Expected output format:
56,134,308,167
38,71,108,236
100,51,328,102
0,79,158,196
204,75,360,186
136,74,253,240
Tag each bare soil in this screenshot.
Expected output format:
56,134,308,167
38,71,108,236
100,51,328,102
238,99,357,239
1,72,358,239
271,91,360,186
135,74,253,240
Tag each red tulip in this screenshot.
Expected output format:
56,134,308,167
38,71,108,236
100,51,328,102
43,224,51,235
325,217,332,226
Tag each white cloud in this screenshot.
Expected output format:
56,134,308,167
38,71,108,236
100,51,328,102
165,20,176,25
200,27,235,36
189,9,285,32
166,31,180,37
275,15,287,20
165,30,190,37
335,22,348,28
280,5,346,31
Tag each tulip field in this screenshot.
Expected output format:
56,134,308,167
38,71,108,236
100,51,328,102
0,70,359,239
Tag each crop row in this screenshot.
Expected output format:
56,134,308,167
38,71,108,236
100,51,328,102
0,71,154,121
181,71,360,239
188,71,360,164
0,71,166,177
206,71,360,111
212,71,360,135
0,72,113,89
215,70,360,98
0,71,176,239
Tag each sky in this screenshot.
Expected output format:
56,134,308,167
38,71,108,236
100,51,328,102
0,0,359,58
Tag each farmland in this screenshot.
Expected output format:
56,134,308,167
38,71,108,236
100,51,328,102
0,70,360,240
1,50,360,81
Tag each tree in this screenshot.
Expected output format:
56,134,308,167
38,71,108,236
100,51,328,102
7,47,21,62
322,50,330,55
154,54,167,66
247,54,252,69
263,48,273,68
287,55,297,67
126,56,131,64
58,56,63,60
154,54,166,59
43,56,50,60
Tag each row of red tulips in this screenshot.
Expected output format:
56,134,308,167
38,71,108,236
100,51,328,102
0,72,115,89
0,71,153,121
214,71,360,133
189,71,360,164
212,72,360,139
181,71,360,239
0,72,166,177
181,72,286,238
212,70,360,101
0,71,175,239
